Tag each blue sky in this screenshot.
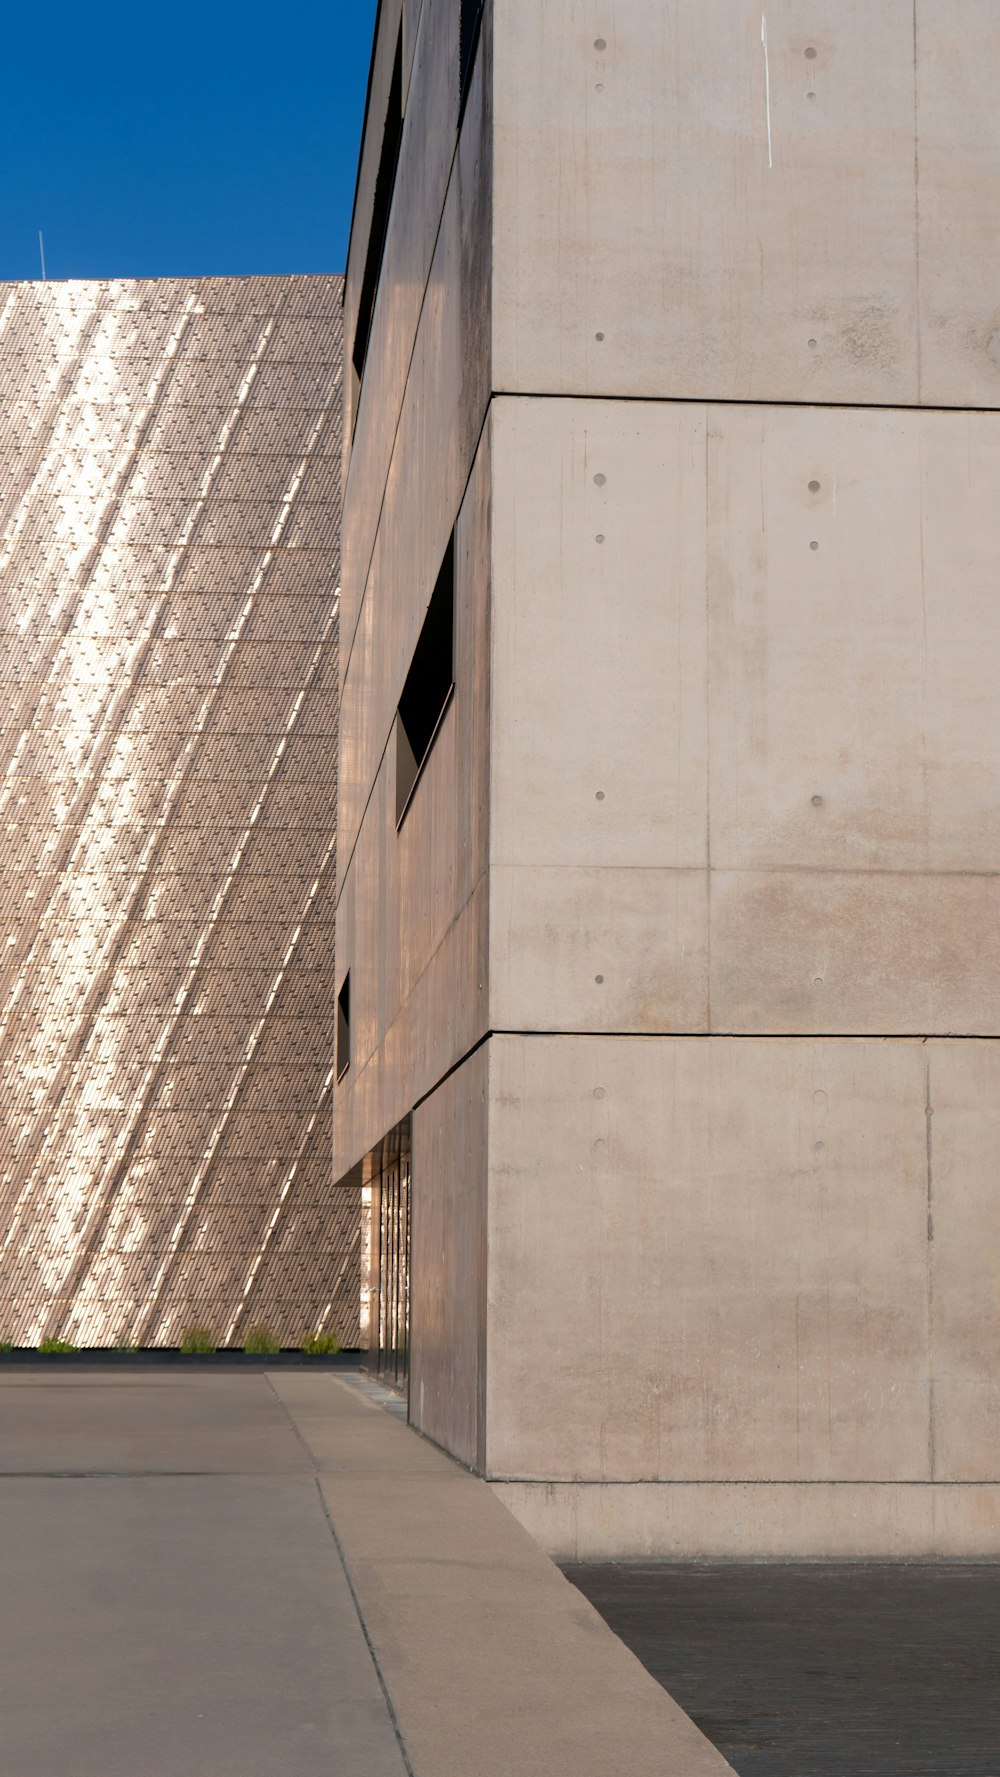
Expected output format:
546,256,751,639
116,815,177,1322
0,1,379,280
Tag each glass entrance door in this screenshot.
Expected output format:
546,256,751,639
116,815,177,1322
362,1119,410,1396
377,1149,409,1391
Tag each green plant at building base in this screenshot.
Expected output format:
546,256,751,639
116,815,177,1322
179,1326,219,1355
300,1329,341,1356
0,1341,14,1354
243,1324,281,1355
38,1337,77,1354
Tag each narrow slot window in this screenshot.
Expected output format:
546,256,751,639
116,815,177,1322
395,536,455,827
353,25,404,392
337,974,351,1081
460,0,485,110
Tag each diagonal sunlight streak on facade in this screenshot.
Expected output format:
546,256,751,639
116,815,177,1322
0,326,266,1049
0,314,273,1277
23,387,318,1306
222,1067,336,1348
135,834,338,1349
42,602,334,1344
119,613,339,1347
0,298,199,812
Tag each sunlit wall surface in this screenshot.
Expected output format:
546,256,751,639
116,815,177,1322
0,276,356,1348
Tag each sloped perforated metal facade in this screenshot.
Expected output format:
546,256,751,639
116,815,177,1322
0,275,355,1348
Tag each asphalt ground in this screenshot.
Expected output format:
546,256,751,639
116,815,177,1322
562,1559,1000,1777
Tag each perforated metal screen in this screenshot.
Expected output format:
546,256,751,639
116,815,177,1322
0,276,358,1348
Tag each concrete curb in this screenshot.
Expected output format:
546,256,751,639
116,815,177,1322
269,1371,736,1777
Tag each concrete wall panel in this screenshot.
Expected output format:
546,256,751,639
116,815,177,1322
411,1045,489,1469
490,397,708,872
710,871,1000,1035
339,33,492,868
334,829,490,1180
925,1041,1000,1482
342,0,461,641
494,1478,1000,1561
342,0,406,435
490,865,708,1035
490,397,1000,1038
916,0,1000,405
494,1,1000,411
493,0,920,404
489,396,708,1033
707,402,1000,1033
333,429,491,1178
486,1034,931,1485
708,405,1000,879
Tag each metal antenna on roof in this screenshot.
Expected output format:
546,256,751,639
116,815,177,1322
38,231,46,281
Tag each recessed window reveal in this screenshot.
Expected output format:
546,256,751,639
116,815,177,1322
460,0,485,109
395,534,455,828
352,26,404,398
336,973,351,1082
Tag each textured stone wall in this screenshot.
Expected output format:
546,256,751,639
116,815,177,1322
0,275,355,1348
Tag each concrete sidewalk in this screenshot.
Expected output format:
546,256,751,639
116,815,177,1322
0,1367,731,1776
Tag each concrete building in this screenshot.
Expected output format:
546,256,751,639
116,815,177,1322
0,275,355,1349
335,1,1000,1556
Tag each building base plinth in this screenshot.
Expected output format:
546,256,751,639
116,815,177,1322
492,1481,1000,1562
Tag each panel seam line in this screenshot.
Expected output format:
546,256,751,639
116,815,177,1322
264,1376,416,1777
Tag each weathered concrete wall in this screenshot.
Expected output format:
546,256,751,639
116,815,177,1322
473,0,1000,1553
334,0,493,1180
493,0,1000,409
333,419,492,1181
483,1006,1000,1555
483,1034,1000,1552
342,0,427,466
410,1045,489,1470
490,395,1000,1039
492,1476,1000,1562
337,0,1000,1553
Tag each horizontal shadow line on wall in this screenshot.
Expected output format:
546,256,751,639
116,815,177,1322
403,1028,996,1121
463,1029,1000,1048
491,388,1000,418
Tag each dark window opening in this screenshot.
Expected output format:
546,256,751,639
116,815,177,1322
336,974,351,1081
352,25,404,392
460,0,485,109
396,536,455,827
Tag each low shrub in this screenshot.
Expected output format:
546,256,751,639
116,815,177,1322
0,1341,14,1354
179,1325,218,1354
243,1324,280,1355
38,1337,77,1354
300,1329,342,1356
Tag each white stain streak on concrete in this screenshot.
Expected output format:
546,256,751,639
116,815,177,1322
761,14,774,168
